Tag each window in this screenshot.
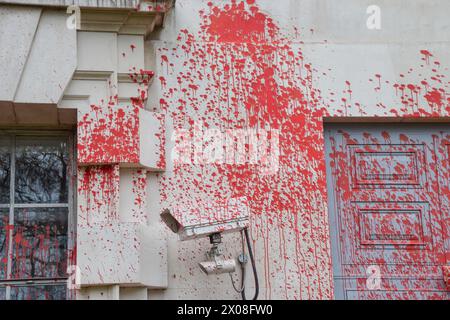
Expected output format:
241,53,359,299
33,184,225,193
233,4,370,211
0,133,74,300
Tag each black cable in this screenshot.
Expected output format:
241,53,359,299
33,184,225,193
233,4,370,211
241,227,259,300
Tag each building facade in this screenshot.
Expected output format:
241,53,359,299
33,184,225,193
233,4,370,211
0,0,448,300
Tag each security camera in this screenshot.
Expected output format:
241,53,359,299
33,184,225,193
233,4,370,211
160,197,258,300
199,259,236,275
198,233,236,275
160,197,249,275
160,197,250,241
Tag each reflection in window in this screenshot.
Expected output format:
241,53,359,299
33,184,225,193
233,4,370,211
0,139,10,204
0,134,72,300
10,284,66,300
12,208,68,280
15,138,68,204
0,208,8,280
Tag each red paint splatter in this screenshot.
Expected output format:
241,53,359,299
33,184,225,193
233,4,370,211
424,88,443,110
160,0,331,299
420,50,433,65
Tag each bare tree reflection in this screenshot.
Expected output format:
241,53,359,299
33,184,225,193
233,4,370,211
12,208,68,279
0,137,70,300
0,209,8,279
0,148,10,203
15,141,68,204
10,284,66,300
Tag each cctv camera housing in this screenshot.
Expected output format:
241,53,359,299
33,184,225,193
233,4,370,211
161,197,250,241
199,259,236,275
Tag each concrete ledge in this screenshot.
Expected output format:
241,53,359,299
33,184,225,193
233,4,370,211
0,0,173,12
0,102,77,126
77,222,168,288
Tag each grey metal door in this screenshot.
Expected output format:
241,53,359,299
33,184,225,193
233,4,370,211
325,123,449,300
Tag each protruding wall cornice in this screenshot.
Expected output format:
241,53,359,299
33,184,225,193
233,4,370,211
0,0,174,35
79,8,165,35
0,0,174,12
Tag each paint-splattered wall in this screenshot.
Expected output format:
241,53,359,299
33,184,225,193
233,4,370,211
147,0,449,299
3,0,447,300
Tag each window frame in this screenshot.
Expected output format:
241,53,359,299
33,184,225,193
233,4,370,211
0,129,76,300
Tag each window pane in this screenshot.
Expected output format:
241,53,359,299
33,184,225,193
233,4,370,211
0,286,5,300
10,284,66,300
15,137,69,204
11,208,68,279
0,208,8,280
0,138,10,204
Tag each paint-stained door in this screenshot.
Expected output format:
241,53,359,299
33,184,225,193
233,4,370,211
325,124,449,300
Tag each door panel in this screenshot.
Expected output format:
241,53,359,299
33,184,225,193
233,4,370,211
325,124,449,300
